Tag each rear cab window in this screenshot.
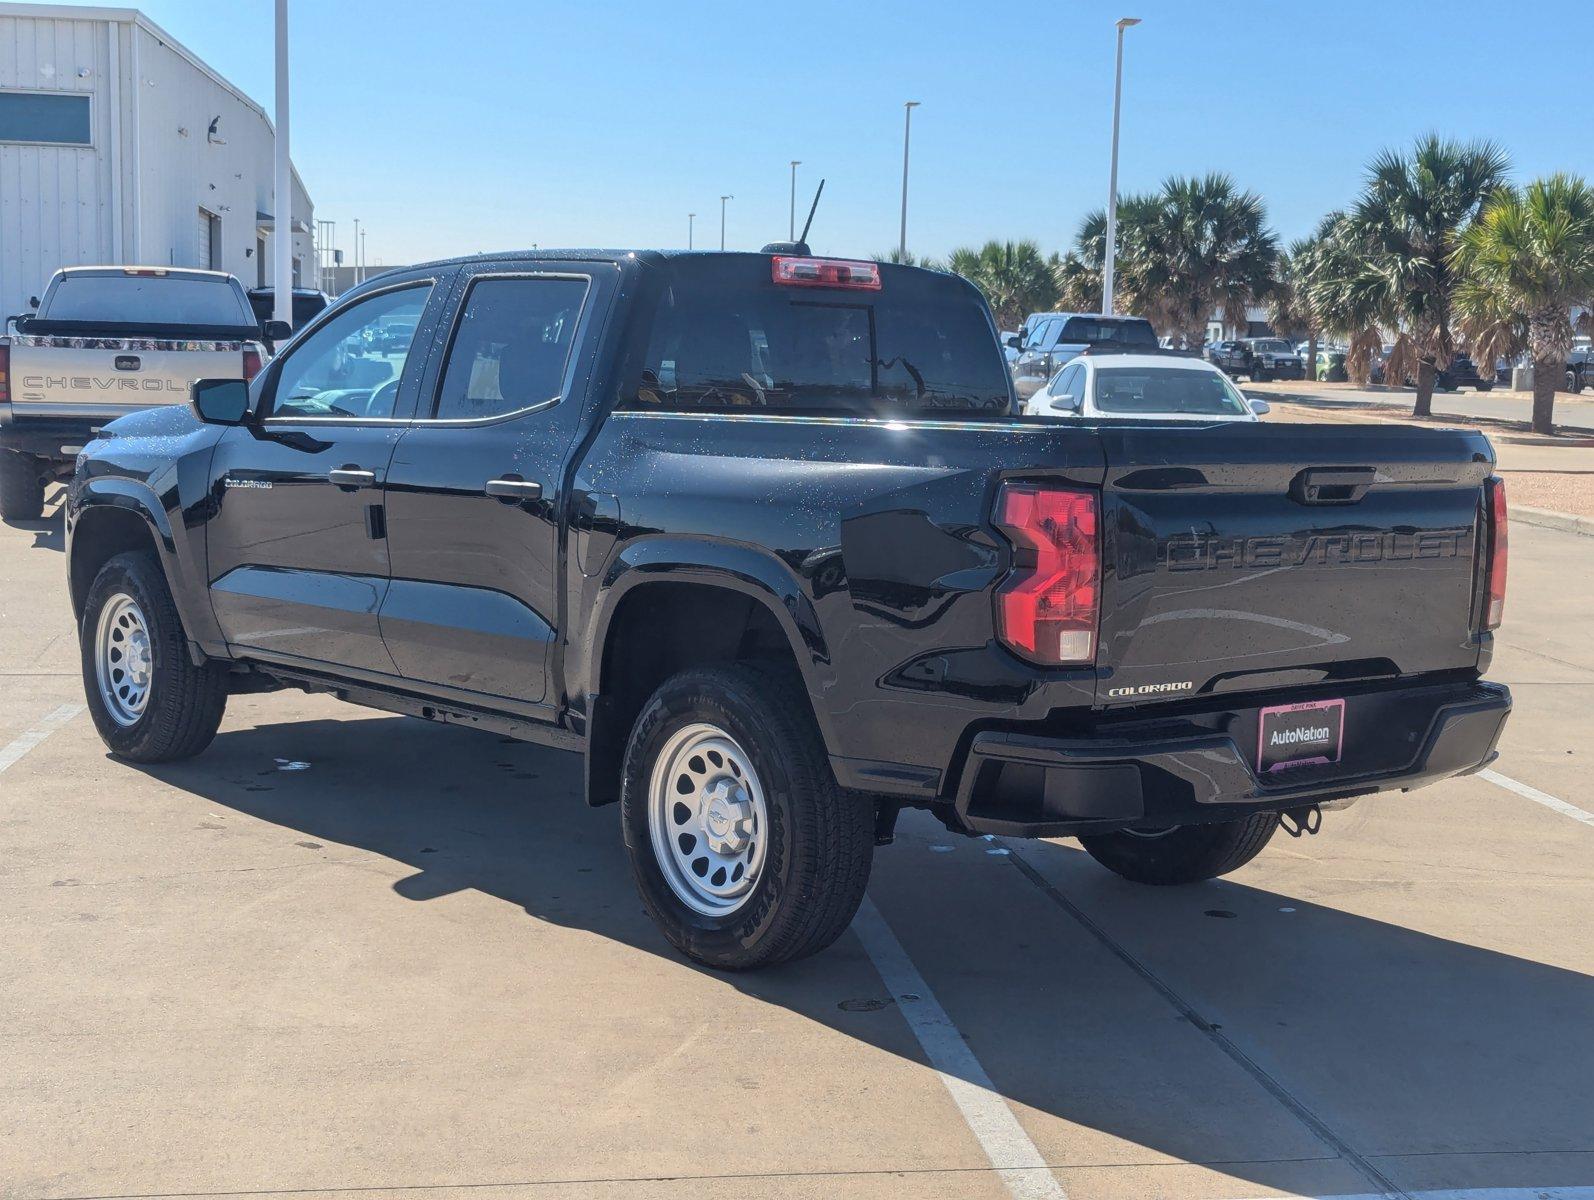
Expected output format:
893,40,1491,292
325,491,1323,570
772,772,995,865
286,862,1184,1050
38,271,255,331
625,255,1014,417
1057,316,1157,348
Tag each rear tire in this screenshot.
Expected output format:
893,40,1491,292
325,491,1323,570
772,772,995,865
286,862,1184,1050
80,550,227,762
0,450,45,521
620,664,873,970
1079,813,1279,885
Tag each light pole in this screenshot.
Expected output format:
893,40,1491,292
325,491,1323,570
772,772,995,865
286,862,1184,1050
272,0,292,326
351,217,360,286
719,195,733,251
688,212,695,250
789,161,801,241
898,101,920,262
359,228,367,280
1102,17,1140,316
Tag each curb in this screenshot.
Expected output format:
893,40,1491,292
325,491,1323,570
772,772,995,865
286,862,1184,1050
1512,505,1594,537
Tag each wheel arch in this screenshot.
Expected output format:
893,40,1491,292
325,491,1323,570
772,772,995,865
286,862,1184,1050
69,483,214,661
581,540,834,809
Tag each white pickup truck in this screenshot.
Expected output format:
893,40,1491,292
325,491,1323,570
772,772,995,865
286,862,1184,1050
0,266,282,519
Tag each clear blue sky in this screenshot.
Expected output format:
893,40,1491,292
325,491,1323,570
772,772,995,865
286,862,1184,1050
128,0,1590,269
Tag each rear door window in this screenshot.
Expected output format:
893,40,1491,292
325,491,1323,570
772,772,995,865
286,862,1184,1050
431,276,589,420
630,257,1012,416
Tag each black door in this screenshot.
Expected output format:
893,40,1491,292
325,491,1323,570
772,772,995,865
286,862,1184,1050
380,264,613,711
205,275,449,675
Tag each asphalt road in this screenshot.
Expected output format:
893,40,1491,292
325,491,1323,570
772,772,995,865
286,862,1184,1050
3,488,1591,1200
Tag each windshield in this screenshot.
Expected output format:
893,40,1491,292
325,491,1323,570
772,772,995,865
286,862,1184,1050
41,274,253,327
630,257,1013,416
1094,366,1251,416
1058,316,1157,347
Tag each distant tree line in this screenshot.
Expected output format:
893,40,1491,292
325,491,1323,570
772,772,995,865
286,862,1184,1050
893,137,1594,433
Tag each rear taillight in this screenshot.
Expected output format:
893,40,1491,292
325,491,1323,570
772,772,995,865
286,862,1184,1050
0,344,9,403
771,256,882,290
993,483,1100,666
1484,475,1507,629
242,347,263,381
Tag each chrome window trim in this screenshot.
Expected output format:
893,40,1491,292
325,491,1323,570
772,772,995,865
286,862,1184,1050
260,277,438,426
415,271,594,427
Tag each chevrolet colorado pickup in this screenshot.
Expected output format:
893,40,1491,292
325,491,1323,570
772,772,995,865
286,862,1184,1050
67,248,1512,970
1,266,282,519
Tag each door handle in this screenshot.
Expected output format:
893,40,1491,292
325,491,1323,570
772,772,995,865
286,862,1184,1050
328,467,378,490
485,477,543,502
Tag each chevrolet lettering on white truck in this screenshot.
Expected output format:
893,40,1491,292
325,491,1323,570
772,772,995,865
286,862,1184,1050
0,266,283,520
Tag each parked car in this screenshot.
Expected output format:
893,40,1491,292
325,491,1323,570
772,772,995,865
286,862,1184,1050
67,248,1511,970
1241,338,1305,382
1564,347,1589,394
1023,352,1268,421
1316,348,1349,382
1374,350,1493,391
1205,340,1252,374
0,266,278,520
1011,312,1158,398
246,285,331,333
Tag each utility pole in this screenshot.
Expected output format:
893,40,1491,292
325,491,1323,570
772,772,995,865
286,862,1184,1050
898,101,920,262
688,212,695,250
720,195,733,251
789,161,801,241
352,217,361,286
272,0,292,325
1102,17,1141,315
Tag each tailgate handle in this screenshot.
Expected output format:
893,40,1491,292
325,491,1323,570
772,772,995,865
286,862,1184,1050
1291,467,1375,505
114,355,140,371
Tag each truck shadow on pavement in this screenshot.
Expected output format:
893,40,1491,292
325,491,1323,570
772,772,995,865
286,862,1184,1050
139,709,1594,1196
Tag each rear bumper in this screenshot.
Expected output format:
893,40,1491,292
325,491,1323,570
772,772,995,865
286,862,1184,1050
0,409,111,466
953,680,1510,838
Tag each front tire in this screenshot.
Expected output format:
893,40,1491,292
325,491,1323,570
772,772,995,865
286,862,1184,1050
80,551,227,762
0,450,45,521
620,664,873,970
1079,813,1279,885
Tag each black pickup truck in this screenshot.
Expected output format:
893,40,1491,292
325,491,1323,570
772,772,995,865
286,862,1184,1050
66,249,1512,970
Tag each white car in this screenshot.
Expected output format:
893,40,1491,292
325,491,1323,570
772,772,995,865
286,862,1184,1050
1022,352,1270,421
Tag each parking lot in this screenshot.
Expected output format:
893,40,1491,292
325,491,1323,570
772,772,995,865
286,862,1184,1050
3,486,1591,1200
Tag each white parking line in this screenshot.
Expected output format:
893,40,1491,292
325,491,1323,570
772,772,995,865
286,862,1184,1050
1479,767,1594,828
852,895,1069,1200
0,703,84,774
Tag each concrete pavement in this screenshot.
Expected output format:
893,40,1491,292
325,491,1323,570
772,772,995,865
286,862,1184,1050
2,492,1591,1200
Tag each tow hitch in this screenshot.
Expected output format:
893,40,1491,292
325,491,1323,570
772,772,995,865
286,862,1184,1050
1280,804,1322,838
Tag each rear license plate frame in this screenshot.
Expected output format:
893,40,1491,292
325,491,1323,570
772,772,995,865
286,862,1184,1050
1257,698,1345,774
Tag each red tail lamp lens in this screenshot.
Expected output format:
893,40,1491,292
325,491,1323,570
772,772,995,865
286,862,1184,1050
1485,476,1507,629
994,484,1100,665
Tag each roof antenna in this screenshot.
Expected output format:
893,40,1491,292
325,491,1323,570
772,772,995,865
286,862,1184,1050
761,178,825,256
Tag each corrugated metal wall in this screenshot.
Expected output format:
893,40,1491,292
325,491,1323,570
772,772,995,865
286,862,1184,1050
0,12,126,320
1,8,315,322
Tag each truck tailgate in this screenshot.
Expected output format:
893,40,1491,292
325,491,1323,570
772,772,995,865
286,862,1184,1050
9,335,244,416
1094,422,1493,708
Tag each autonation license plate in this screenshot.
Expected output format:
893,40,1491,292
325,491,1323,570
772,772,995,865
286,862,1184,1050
1257,698,1345,774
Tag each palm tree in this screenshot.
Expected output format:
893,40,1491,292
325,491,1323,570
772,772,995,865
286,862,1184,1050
1301,213,1392,385
875,247,944,270
1453,174,1594,433
1073,176,1277,349
945,240,1059,329
1344,135,1510,416
1267,240,1321,377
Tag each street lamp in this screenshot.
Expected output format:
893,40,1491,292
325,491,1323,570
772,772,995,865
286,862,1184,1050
720,195,733,251
898,101,920,262
688,212,696,250
789,161,801,241
272,0,292,326
1102,17,1140,316
351,217,360,285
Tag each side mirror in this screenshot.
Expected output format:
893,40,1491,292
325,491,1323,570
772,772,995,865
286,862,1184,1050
190,377,252,425
1004,334,1021,350
1248,398,1271,416
262,319,293,342
1056,392,1081,412
28,295,39,308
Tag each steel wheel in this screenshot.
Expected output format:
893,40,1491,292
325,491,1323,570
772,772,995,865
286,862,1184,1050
94,593,153,727
647,722,769,917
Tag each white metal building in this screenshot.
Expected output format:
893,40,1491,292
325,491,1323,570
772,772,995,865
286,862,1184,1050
0,3,315,320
